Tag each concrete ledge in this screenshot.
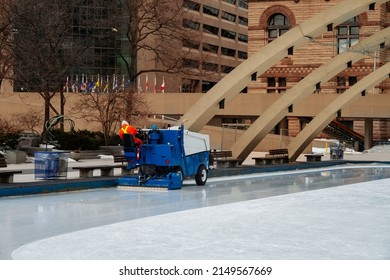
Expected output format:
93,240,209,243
72,165,118,178
0,170,23,183
0,178,117,197
304,154,324,162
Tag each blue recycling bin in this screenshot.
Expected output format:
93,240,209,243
34,151,68,179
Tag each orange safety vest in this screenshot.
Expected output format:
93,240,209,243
119,124,142,145
120,125,137,135
120,125,129,135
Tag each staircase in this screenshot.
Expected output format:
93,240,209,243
324,120,365,151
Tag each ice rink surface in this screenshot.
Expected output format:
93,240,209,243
1,164,390,260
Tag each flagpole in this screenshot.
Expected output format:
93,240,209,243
105,75,109,93
146,74,149,93
74,75,78,93
81,74,84,93
160,77,165,93
100,75,103,93
154,75,157,93
138,76,142,93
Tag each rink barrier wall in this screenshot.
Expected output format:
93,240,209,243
2,160,390,197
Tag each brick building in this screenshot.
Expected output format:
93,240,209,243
248,0,390,141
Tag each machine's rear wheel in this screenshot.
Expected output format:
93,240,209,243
195,165,207,186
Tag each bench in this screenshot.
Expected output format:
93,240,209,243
72,165,122,178
304,154,324,162
253,148,289,165
72,164,135,178
113,155,126,165
253,157,275,165
268,149,289,157
209,150,241,168
0,170,22,183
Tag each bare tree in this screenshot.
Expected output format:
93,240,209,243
72,90,149,145
0,0,14,89
110,0,203,88
0,115,20,150
0,115,18,135
12,109,43,134
10,0,89,140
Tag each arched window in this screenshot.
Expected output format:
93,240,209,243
268,13,289,43
337,17,359,54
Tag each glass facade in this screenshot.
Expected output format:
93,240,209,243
13,0,124,91
70,1,123,76
181,0,248,92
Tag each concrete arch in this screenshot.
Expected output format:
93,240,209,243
179,0,388,132
288,62,390,161
229,27,390,161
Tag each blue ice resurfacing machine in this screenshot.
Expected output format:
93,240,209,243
117,125,210,189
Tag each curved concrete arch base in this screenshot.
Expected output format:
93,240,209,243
288,63,390,162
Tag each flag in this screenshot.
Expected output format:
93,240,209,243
121,75,125,91
80,75,86,93
94,75,100,93
138,76,142,93
95,75,100,88
71,81,76,93
125,79,131,89
87,81,94,92
145,74,149,92
84,79,88,92
72,75,78,93
63,76,69,93
103,75,109,93
160,77,165,93
112,74,118,91
154,76,157,93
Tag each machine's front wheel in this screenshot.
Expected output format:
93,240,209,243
174,166,184,183
195,165,207,186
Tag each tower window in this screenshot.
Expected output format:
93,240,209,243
203,24,219,35
267,77,287,93
203,5,219,17
337,17,359,54
268,14,289,43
